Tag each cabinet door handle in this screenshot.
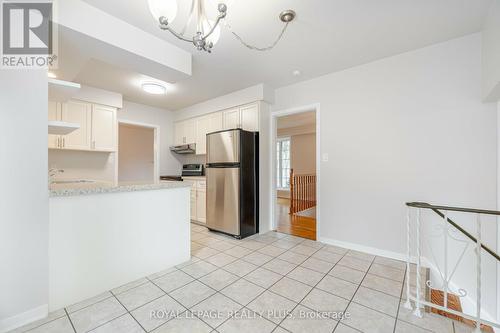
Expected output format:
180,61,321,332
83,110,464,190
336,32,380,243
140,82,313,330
62,138,65,148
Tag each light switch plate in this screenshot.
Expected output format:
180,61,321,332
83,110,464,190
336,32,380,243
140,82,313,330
322,153,329,162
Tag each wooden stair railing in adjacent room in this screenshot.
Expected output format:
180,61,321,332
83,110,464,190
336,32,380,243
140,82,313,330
289,168,316,214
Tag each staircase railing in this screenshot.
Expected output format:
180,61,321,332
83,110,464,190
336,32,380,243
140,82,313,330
405,202,500,332
289,169,316,214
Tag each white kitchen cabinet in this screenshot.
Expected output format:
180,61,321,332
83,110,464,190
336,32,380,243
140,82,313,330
196,189,206,223
195,116,210,155
208,112,223,133
185,178,206,224
174,119,196,145
61,100,92,150
222,103,260,131
91,104,116,152
174,122,184,146
223,108,240,129
48,101,61,149
240,103,259,132
174,103,259,155
48,100,117,152
195,112,223,155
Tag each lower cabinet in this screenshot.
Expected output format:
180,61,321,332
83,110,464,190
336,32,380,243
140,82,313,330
186,179,207,224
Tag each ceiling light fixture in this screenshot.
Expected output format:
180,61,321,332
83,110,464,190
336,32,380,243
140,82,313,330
142,82,167,95
148,0,295,53
47,72,57,78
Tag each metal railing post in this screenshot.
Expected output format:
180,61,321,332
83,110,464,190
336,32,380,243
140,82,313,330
443,211,449,310
413,208,423,317
404,207,413,310
474,213,482,333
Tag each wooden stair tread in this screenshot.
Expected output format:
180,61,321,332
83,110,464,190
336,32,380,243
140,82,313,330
430,289,494,333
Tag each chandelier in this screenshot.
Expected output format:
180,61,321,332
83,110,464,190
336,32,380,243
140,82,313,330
147,0,296,53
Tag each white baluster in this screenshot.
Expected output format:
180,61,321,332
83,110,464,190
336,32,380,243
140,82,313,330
474,213,482,333
413,208,423,317
404,207,413,310
443,211,449,310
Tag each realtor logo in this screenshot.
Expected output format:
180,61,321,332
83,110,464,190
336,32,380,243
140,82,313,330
2,1,56,68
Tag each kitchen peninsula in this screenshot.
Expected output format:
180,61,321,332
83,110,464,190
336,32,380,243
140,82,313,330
48,181,191,311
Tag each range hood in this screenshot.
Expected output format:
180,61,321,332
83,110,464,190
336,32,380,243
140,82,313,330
48,120,80,135
170,143,196,154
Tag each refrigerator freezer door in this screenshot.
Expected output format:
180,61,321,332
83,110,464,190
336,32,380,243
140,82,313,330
206,167,240,235
207,130,240,164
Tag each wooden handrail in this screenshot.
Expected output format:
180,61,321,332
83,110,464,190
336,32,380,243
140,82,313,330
289,169,316,214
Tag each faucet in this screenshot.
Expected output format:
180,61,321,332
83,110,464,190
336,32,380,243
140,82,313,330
48,168,64,185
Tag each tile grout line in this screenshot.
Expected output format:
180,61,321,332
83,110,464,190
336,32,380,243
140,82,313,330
64,308,77,333
109,290,148,332
392,263,407,333
332,254,378,333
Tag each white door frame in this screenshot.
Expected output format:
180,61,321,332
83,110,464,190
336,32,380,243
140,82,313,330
270,103,321,240
116,120,160,184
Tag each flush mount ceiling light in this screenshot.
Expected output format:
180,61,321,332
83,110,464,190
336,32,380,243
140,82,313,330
148,0,295,53
142,82,167,95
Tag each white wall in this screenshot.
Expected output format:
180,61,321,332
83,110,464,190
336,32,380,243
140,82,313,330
118,101,181,176
118,124,155,182
482,0,500,102
48,150,116,182
290,133,317,175
0,71,49,332
272,34,498,317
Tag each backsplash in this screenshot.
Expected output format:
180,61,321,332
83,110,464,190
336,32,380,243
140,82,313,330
49,150,116,182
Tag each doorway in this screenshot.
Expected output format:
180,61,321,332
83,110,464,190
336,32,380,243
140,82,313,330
118,121,159,183
271,106,320,240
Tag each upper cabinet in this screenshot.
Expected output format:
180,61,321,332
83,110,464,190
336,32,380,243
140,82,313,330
174,102,260,155
222,103,259,131
239,103,259,132
91,104,116,152
222,108,240,130
48,100,117,152
174,118,196,145
208,112,223,133
61,100,92,150
195,116,210,155
195,111,223,155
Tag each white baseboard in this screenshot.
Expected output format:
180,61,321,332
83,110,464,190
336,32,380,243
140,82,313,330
318,236,412,263
0,304,48,333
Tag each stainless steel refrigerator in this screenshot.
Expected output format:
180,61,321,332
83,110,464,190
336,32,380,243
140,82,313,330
206,129,258,239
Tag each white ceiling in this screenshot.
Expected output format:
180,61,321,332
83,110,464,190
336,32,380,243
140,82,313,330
61,0,492,110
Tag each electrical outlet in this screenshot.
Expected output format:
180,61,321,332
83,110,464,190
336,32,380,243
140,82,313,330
322,153,329,162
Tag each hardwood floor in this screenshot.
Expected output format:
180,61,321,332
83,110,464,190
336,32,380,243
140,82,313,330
276,198,317,240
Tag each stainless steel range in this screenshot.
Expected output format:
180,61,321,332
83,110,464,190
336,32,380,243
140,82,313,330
160,164,204,181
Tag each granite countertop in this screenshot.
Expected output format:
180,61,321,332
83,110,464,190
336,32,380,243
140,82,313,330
49,180,191,197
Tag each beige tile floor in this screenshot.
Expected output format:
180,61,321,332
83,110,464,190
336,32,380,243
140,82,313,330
11,224,481,333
